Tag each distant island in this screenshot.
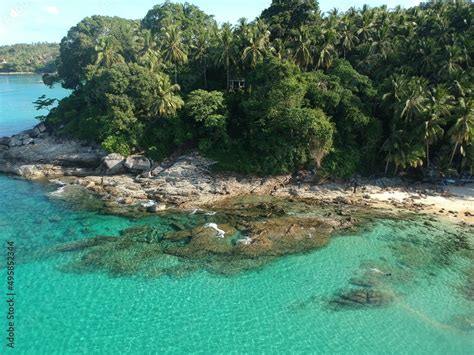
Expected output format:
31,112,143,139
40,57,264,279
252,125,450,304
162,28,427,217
0,42,59,74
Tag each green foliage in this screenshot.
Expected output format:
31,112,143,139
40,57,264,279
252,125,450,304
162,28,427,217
186,90,227,127
33,94,58,121
208,58,335,175
0,43,58,73
42,0,474,177
56,16,139,89
101,135,132,156
47,63,183,155
260,0,320,39
321,148,361,178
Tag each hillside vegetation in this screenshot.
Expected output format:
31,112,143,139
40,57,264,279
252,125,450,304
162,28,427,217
41,1,473,177
0,43,59,73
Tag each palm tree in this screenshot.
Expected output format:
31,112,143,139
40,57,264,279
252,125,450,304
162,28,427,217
192,29,214,89
438,44,465,80
448,98,474,165
417,38,437,77
338,22,358,58
293,27,313,70
381,128,403,175
400,78,429,124
317,43,336,70
421,87,452,168
161,25,188,84
136,29,161,72
153,75,184,117
95,37,125,68
272,38,290,61
422,118,444,170
241,21,270,68
216,23,235,90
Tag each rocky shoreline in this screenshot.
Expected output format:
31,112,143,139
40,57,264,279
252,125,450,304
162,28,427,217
2,127,473,311
1,125,473,224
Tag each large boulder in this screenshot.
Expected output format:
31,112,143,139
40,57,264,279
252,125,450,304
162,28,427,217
8,133,30,147
2,137,106,168
0,137,10,146
124,155,151,173
29,123,47,138
102,153,125,175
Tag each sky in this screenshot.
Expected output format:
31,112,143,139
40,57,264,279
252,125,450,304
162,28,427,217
0,0,421,45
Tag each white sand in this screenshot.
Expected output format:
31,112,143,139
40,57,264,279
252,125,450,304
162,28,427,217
368,185,474,223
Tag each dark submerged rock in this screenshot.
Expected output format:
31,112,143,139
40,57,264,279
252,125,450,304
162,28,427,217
330,289,393,309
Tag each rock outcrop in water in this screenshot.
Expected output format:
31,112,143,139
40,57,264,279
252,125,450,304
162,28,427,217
54,197,367,277
0,125,106,178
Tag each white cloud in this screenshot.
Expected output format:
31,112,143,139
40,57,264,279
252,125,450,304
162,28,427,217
45,6,60,15
9,9,19,18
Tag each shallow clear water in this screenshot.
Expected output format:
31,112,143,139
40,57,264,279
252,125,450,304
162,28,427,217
0,175,472,354
0,74,68,136
0,74,473,354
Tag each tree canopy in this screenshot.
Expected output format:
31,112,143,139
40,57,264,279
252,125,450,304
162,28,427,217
42,0,474,177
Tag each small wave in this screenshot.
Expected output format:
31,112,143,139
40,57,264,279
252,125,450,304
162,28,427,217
49,186,66,197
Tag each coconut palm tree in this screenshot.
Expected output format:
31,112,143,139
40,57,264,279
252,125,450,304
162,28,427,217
272,38,290,61
448,98,474,165
420,87,452,168
381,128,403,175
216,23,236,90
400,77,429,124
292,27,313,70
192,29,214,89
242,20,271,68
95,37,125,68
136,29,161,72
421,118,444,170
317,42,336,70
161,25,188,84
338,22,358,58
153,75,184,117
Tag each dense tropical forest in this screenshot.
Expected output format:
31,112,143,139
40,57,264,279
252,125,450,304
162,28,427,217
0,43,59,73
40,0,474,177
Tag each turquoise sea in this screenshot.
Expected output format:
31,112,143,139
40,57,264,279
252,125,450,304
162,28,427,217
0,74,68,137
0,75,473,354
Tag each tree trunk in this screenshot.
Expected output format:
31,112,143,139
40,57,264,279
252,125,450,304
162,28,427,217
426,143,430,169
174,64,178,85
385,150,391,175
450,142,458,165
226,64,230,91
203,64,207,90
